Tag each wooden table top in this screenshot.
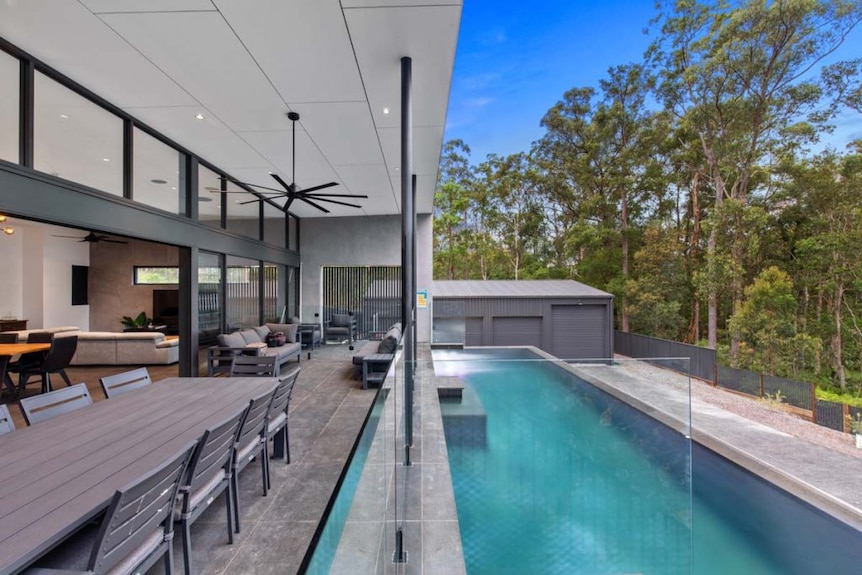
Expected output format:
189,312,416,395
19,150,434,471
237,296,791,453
0,376,278,574
0,342,51,357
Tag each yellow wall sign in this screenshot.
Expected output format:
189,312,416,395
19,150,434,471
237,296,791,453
417,289,428,309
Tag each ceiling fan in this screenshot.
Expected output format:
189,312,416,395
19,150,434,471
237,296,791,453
207,112,367,214
52,231,128,244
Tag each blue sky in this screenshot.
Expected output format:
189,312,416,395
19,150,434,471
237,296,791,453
444,1,862,164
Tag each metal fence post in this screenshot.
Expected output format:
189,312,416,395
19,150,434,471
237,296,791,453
759,373,764,398
811,384,817,423
843,403,850,433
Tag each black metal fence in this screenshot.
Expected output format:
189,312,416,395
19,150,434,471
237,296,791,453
617,330,860,435
614,331,715,382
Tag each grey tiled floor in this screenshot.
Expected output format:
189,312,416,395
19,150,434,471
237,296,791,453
149,341,378,575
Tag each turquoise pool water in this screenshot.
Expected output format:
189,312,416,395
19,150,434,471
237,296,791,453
437,349,862,575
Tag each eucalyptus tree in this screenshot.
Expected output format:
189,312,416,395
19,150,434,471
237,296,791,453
434,140,474,279
650,0,862,353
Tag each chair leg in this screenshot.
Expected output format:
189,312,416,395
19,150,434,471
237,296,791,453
58,368,72,387
41,372,50,394
261,448,268,497
232,471,241,534
284,425,290,464
181,519,192,575
225,483,234,544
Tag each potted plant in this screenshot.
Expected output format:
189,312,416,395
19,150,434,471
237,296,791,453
121,311,152,331
850,413,862,449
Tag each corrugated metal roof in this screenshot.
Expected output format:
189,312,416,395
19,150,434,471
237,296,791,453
432,280,612,298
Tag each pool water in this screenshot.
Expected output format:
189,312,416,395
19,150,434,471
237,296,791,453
437,350,862,575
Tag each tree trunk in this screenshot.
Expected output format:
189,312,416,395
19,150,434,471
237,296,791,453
832,281,846,391
686,172,701,344
621,187,630,333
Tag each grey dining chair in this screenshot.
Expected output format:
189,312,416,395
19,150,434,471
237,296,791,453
231,388,273,533
19,382,92,426
100,367,152,399
264,367,300,490
229,354,279,377
24,441,196,575
175,408,247,575
0,333,18,343
7,332,52,385
0,404,15,436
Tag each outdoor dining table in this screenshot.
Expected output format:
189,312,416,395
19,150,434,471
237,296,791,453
0,376,278,574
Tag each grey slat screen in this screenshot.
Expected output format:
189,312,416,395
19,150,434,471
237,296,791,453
322,266,401,339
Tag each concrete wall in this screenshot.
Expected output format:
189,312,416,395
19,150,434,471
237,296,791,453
89,238,178,332
300,213,433,342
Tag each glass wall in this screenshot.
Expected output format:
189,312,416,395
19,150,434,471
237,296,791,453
0,50,19,164
198,164,223,229
226,255,260,331
133,127,186,215
226,181,261,239
34,71,123,195
263,200,286,247
198,251,223,346
262,262,286,323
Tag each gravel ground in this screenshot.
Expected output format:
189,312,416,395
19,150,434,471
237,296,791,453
614,357,862,459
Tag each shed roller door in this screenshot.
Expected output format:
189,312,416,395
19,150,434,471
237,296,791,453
492,317,541,347
551,305,606,360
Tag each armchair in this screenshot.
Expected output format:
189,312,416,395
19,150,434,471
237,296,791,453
324,313,356,345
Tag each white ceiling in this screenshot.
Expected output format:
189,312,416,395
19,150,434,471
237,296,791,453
0,0,462,217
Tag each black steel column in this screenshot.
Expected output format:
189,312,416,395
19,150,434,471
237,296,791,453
19,58,33,168
179,246,199,376
400,56,414,464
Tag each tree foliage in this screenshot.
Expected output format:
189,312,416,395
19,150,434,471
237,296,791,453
432,0,862,394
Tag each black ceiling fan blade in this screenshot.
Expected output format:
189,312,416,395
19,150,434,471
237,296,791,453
238,197,266,205
284,195,296,211
102,239,129,244
270,173,293,192
52,234,87,239
298,181,338,194
303,192,368,199
207,185,286,195
308,197,363,209
298,196,331,213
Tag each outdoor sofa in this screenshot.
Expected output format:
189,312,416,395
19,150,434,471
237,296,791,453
351,323,402,387
208,323,302,376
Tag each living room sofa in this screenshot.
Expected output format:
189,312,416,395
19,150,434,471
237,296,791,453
10,326,179,365
208,323,302,376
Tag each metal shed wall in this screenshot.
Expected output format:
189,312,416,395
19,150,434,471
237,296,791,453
432,295,614,359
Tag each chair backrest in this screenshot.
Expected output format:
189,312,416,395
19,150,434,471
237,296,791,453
89,441,196,574
267,367,300,423
16,331,53,365
42,335,78,372
100,367,152,399
0,404,15,436
181,409,246,507
235,389,273,455
0,333,18,343
230,354,279,377
20,382,93,425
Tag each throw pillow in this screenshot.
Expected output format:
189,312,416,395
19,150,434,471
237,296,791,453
253,325,271,341
282,323,298,343
239,329,261,344
378,335,398,354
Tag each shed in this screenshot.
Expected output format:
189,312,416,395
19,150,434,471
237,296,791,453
432,280,614,360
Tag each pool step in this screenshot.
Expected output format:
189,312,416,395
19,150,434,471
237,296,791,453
440,384,487,448
436,376,464,400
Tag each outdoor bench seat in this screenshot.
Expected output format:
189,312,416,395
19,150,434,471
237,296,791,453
352,323,402,386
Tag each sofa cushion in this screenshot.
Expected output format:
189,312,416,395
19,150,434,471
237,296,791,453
239,329,261,344
253,325,271,341
378,335,398,354
330,314,352,327
217,332,245,350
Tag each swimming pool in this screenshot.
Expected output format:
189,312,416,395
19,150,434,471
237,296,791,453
436,349,862,575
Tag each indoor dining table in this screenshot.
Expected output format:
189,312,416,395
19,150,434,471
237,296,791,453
0,376,278,574
0,342,52,391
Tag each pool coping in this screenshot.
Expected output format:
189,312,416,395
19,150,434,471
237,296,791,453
528,350,862,532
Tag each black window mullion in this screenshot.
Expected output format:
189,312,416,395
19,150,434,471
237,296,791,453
19,58,33,167
123,119,133,199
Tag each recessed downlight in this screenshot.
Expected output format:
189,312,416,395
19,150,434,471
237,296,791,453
102,158,110,162
150,178,167,184
59,114,69,119
195,113,204,120
382,107,390,115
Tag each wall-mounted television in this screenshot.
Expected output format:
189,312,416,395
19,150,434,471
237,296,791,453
71,265,88,306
